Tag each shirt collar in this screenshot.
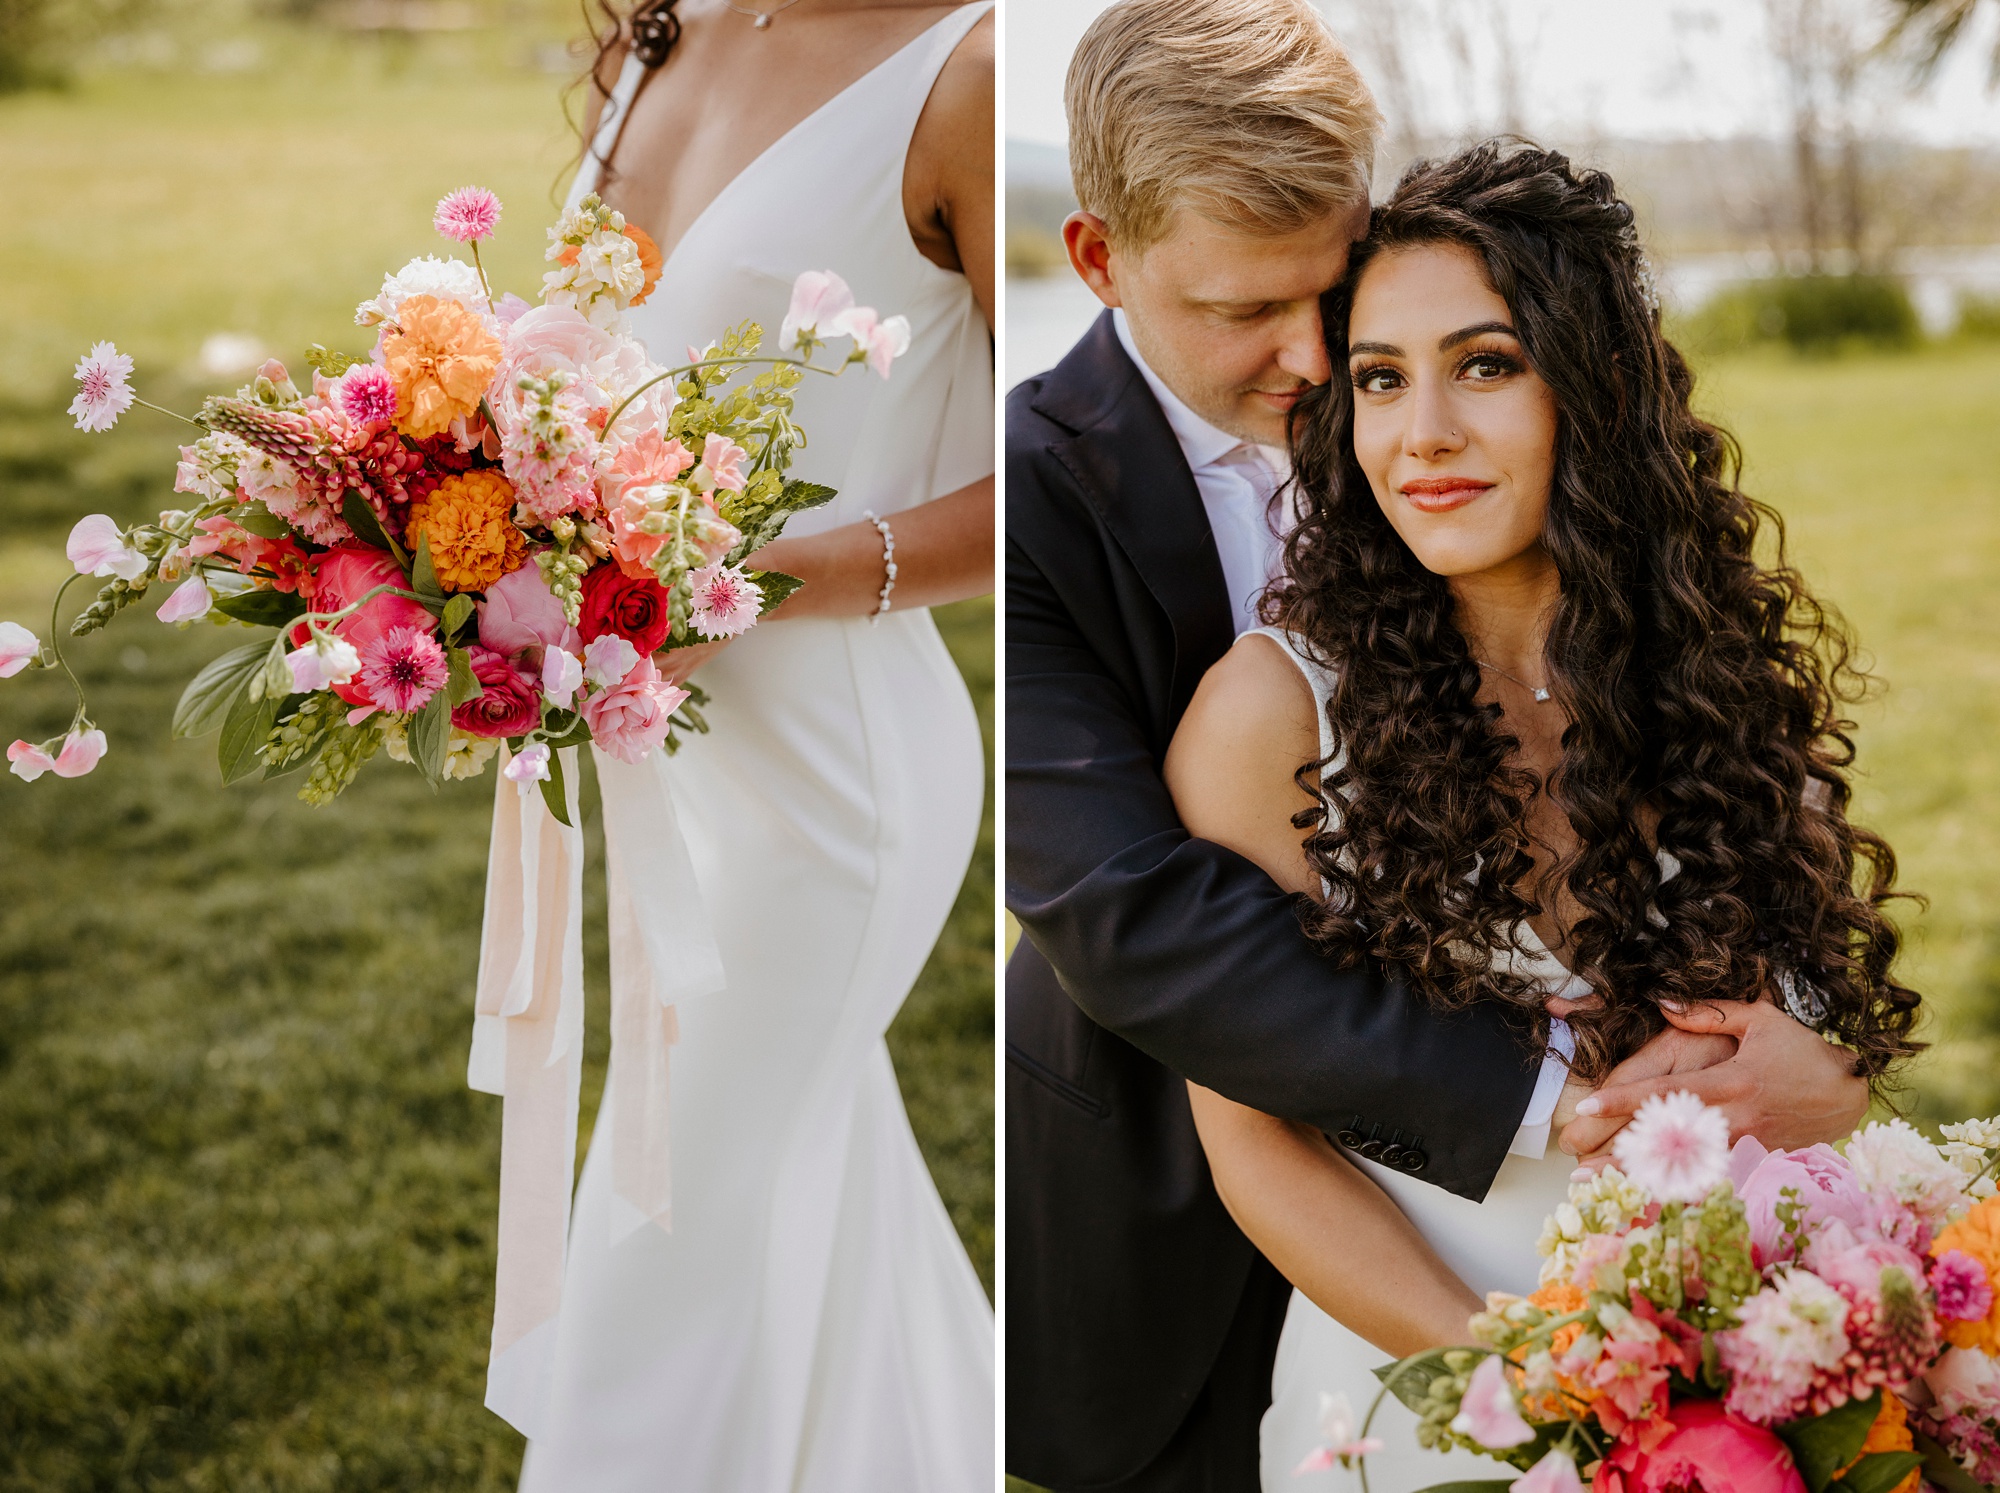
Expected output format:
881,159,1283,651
1112,309,1247,473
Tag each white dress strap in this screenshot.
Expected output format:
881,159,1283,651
575,51,647,201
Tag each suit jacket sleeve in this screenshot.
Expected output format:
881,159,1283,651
1005,425,1541,1203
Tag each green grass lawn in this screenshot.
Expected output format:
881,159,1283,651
0,28,990,1492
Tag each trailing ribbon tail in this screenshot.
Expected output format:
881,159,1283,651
595,745,729,1246
469,745,586,1438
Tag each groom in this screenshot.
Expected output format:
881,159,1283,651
1005,2,1870,1490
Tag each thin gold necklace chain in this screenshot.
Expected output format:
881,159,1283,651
1474,658,1554,703
724,0,807,26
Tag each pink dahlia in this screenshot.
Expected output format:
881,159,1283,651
433,186,502,244
357,626,448,713
337,365,400,429
69,341,134,431
688,562,762,640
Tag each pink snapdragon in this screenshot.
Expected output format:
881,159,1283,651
1715,1270,1851,1425
0,621,39,678
1614,1090,1731,1204
433,186,502,244
68,342,135,431
356,626,448,713
8,728,107,781
688,562,761,640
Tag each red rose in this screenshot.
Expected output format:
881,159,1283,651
577,563,672,655
451,645,543,739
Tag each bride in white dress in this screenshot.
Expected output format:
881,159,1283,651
509,3,995,1488
1164,142,1910,1493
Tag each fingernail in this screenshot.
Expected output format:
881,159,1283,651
1660,999,1687,1013
1571,1167,1592,1182
1575,1096,1601,1117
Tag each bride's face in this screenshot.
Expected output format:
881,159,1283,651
1345,243,1559,581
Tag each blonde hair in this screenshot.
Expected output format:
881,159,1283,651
1066,0,1381,251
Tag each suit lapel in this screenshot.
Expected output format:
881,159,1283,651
1030,313,1236,723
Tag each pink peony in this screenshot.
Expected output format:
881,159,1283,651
780,269,856,350
1934,1250,1995,1323
500,304,616,389
1593,1401,1807,1493
156,574,212,624
0,621,40,678
1729,1136,1880,1269
67,513,149,581
688,561,762,639
69,341,134,431
433,185,502,244
356,626,448,713
8,729,107,782
477,562,574,661
337,364,400,428
699,432,748,493
297,545,433,695
1449,1355,1535,1449
1614,1090,1732,1204
580,655,686,764
451,645,543,738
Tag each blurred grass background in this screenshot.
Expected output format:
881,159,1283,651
0,10,991,1489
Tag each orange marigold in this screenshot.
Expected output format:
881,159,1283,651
1513,1280,1591,1419
382,294,502,440
1934,1196,2000,1354
1835,1391,1920,1493
624,224,663,306
407,469,525,592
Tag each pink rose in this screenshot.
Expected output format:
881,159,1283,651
1594,1401,1807,1493
477,562,576,661
580,655,687,764
1728,1136,1877,1269
294,545,433,706
451,646,543,739
499,304,615,395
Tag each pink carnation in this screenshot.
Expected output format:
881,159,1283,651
580,655,687,764
356,626,448,714
337,365,399,428
1934,1250,1995,1323
433,186,502,244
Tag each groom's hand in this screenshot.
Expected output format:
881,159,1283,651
1559,998,1869,1164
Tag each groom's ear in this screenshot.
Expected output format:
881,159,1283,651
1063,212,1123,309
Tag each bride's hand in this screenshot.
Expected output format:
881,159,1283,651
657,639,733,685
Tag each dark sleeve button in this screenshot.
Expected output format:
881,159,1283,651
1396,1149,1427,1173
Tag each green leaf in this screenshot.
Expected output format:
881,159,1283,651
445,646,484,707
750,567,804,616
539,710,593,751
776,479,836,514
340,489,405,566
172,642,271,738
217,689,280,785
212,589,308,628
1830,1451,1926,1493
407,694,450,787
304,344,365,377
410,532,445,613
539,747,573,827
230,502,291,539
1912,1430,1988,1493
1779,1390,1882,1493
441,593,475,642
1372,1348,1460,1416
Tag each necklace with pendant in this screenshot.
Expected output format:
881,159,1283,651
726,0,806,27
1475,659,1554,703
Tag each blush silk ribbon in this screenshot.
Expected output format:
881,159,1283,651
468,744,727,1436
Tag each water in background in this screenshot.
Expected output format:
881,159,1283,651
1004,274,1105,389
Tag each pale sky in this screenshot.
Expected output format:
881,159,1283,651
1004,0,2000,151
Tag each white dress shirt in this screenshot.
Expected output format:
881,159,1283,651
1120,310,1573,1160
1114,311,1294,635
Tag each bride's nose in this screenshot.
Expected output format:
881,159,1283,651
1403,373,1466,461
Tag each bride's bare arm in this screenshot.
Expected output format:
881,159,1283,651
1163,635,1484,1355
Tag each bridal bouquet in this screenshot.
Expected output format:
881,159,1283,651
1,187,905,822
1323,1094,2000,1493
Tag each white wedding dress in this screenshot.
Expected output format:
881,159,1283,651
514,9,995,1489
1241,627,1583,1493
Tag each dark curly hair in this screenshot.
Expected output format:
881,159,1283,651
1273,140,1920,1087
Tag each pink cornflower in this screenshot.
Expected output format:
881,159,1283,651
433,186,502,244
1935,1250,1996,1323
337,365,399,428
688,562,761,640
356,625,448,713
69,341,135,431
1613,1090,1732,1204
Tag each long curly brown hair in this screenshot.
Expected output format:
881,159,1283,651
1274,140,1920,1087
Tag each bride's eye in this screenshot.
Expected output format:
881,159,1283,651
1458,350,1523,382
1350,363,1402,394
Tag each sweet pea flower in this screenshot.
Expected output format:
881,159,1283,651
1449,1355,1535,1449
0,621,39,678
503,742,552,795
68,341,135,431
834,304,912,378
67,513,150,581
286,636,363,693
582,633,640,689
541,646,583,710
1290,1391,1383,1473
156,574,213,624
780,270,856,350
9,729,107,782
1511,1450,1585,1493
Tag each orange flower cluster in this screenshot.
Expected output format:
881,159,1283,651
1934,1196,2000,1354
407,470,526,593
382,294,502,441
1835,1392,1920,1493
1514,1280,1590,1419
624,224,663,306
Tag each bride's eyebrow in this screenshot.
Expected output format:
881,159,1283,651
1347,340,1400,357
1439,320,1519,350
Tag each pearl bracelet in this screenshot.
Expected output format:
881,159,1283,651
861,509,896,623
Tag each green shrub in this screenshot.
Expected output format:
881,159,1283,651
1958,293,2000,341
1686,274,1919,355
